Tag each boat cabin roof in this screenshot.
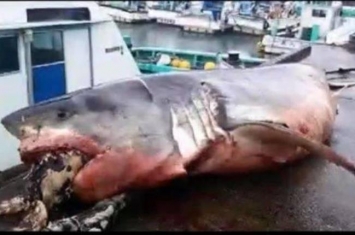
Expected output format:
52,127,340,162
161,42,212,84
0,1,110,31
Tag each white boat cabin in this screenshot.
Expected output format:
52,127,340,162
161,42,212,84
98,1,151,23
147,1,183,25
0,1,140,170
298,1,342,39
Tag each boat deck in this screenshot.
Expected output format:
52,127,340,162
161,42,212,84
99,5,152,23
268,18,300,30
1,44,355,231
175,14,233,34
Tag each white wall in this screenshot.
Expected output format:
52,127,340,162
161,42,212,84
301,5,341,38
90,21,140,85
63,28,91,92
0,34,28,170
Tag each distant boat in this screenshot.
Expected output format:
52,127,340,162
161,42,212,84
98,1,152,23
146,1,184,25
259,1,355,54
226,1,300,36
122,37,267,74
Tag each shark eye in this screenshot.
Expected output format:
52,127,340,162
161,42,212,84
57,110,69,120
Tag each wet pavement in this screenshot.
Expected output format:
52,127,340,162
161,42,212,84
1,44,355,231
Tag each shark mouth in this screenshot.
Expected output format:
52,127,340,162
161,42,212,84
5,126,113,231
18,128,104,165
0,151,87,231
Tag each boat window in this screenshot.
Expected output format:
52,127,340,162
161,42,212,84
312,9,326,18
27,8,90,22
0,36,20,74
31,31,64,66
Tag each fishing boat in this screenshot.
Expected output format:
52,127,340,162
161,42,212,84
260,35,310,55
325,4,355,45
226,1,300,36
259,1,355,55
227,1,269,36
0,1,141,170
174,1,233,34
98,1,152,23
146,1,233,34
121,34,267,74
147,1,183,25
127,46,267,74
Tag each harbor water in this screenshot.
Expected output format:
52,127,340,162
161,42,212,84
116,23,266,58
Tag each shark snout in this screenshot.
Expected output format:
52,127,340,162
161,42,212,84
1,112,23,138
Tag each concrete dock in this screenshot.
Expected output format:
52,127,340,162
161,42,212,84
1,44,355,231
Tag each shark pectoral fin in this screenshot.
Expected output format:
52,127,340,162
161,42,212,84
230,121,355,176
